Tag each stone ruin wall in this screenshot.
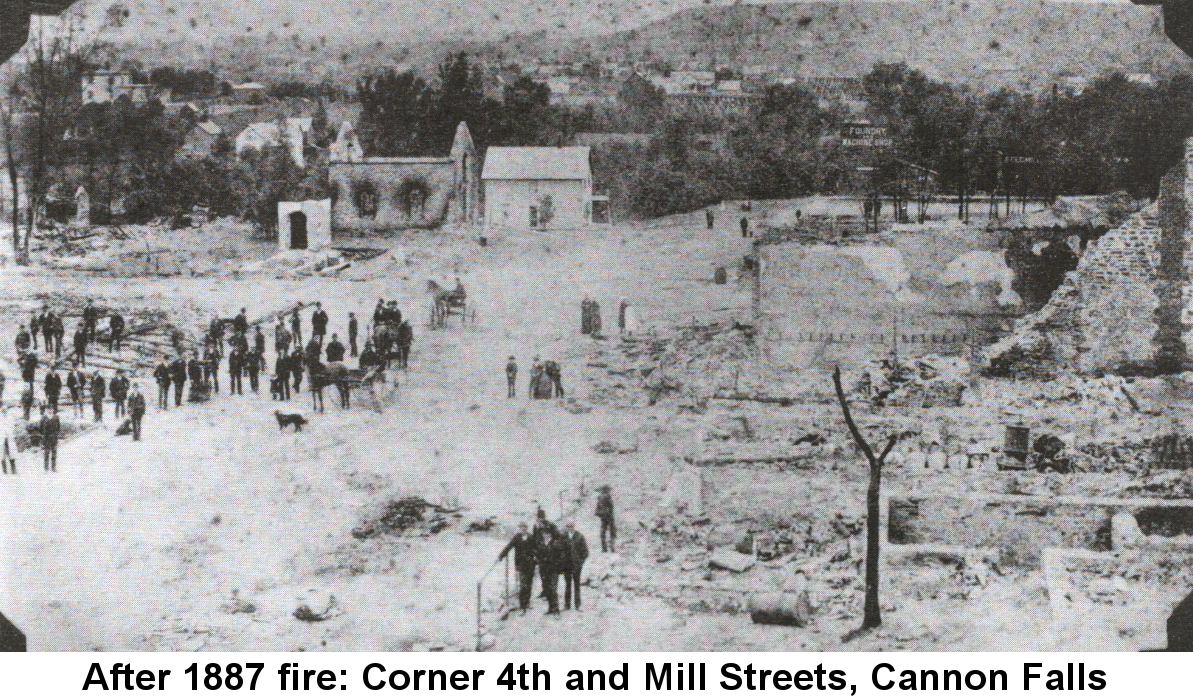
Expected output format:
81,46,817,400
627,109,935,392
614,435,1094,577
988,137,1193,374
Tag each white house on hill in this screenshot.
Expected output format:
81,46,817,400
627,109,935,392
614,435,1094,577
482,147,594,230
235,118,310,168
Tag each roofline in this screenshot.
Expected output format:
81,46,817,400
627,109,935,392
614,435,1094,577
482,176,588,181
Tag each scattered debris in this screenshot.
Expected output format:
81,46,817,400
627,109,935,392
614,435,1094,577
351,497,458,539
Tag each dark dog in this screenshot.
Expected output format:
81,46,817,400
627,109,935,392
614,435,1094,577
275,411,307,432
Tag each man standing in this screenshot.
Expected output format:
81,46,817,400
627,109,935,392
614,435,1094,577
209,316,225,355
506,356,517,398
30,308,40,350
51,313,64,358
532,508,559,601
20,387,34,421
43,309,56,355
110,370,128,419
740,216,748,238
73,324,87,367
40,405,60,472
227,346,244,395
325,334,345,363
397,320,412,370
154,357,172,410
539,525,563,616
44,366,62,414
529,356,544,399
18,351,37,390
108,311,125,352
275,320,291,355
275,349,291,400
82,299,98,344
204,344,221,393
497,522,538,613
290,310,302,346
290,350,304,393
187,351,204,398
374,299,386,326
596,485,616,553
347,312,359,358
128,383,146,441
91,371,106,422
311,302,329,344
560,522,588,611
66,366,82,418
545,360,564,398
706,208,715,229
245,349,263,393
170,353,187,407
253,325,266,357
305,336,322,365
15,324,30,354
233,307,249,337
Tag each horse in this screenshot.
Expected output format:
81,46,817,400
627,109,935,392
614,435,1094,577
306,359,350,411
425,280,454,327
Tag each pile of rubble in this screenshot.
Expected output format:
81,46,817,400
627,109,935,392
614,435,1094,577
854,354,971,408
351,497,461,539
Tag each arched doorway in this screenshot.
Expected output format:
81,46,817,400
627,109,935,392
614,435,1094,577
289,211,308,249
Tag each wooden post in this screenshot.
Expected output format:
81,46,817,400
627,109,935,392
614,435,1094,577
476,580,483,652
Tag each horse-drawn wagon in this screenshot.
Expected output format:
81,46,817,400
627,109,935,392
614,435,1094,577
427,280,475,327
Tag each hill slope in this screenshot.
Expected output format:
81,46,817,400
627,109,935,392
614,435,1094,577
25,0,1193,87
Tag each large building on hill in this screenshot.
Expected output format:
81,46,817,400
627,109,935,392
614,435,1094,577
328,121,480,233
482,147,594,230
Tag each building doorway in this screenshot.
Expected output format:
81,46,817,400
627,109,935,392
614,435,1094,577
289,211,308,249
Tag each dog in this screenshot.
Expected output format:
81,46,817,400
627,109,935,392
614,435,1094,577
274,411,307,432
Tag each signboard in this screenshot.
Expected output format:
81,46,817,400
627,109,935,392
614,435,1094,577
841,122,893,148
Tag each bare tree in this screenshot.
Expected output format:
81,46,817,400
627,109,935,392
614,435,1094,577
832,366,898,632
9,10,97,264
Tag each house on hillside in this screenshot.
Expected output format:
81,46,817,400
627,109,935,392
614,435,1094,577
231,82,267,104
328,121,480,233
82,71,159,104
178,120,223,159
482,146,594,230
235,119,309,167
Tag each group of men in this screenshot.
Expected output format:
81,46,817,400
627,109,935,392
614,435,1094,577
518,356,563,400
496,486,616,617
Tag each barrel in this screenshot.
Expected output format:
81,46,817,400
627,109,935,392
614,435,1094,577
1004,424,1030,461
714,266,727,284
747,591,811,627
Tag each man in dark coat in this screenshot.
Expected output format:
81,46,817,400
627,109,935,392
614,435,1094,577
275,350,291,400
290,310,302,346
358,341,378,373
128,384,146,441
560,522,589,611
253,326,266,356
108,311,125,352
209,316,224,354
325,334,346,363
740,216,749,238
91,372,106,422
373,299,386,326
232,307,248,336
396,321,413,369
18,351,37,389
347,313,359,357
245,349,263,393
20,387,34,421
305,336,322,365
274,320,291,355
154,357,172,410
532,508,559,602
40,406,60,472
538,527,565,615
170,354,187,407
497,522,538,612
506,356,517,398
290,350,304,393
545,360,564,398
188,351,204,387
311,302,329,344
43,310,56,355
51,313,64,357
14,324,30,354
73,324,87,367
203,345,221,393
30,309,39,349
66,366,82,418
110,370,128,418
44,367,62,413
596,485,616,553
82,299,98,344
227,347,244,395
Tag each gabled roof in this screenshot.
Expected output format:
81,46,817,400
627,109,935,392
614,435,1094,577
481,147,591,181
194,120,222,136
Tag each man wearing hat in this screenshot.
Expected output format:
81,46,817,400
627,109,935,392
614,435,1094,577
497,522,537,612
595,485,616,553
506,356,517,398
127,383,146,441
560,522,588,611
39,404,60,472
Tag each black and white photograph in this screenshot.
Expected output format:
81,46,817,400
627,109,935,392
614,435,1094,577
2,0,1193,654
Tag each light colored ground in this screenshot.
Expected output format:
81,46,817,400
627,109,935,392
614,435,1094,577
0,202,1183,651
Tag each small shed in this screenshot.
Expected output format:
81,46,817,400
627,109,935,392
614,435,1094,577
278,199,331,251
